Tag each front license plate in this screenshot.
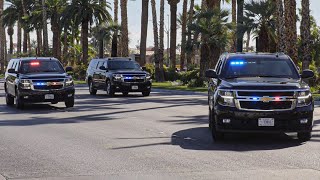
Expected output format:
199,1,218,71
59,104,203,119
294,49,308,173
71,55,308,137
45,94,54,100
132,86,138,90
258,118,275,127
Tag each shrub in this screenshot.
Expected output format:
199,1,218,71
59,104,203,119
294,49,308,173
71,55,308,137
165,68,181,81
73,64,87,80
145,63,155,79
180,69,200,85
187,78,206,88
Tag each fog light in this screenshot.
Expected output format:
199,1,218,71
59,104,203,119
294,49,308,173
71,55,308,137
68,94,73,97
300,119,308,124
147,86,151,89
24,96,29,99
223,119,231,124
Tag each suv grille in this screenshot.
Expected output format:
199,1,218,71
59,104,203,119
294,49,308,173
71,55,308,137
236,90,295,111
32,79,64,90
123,75,145,83
239,101,292,110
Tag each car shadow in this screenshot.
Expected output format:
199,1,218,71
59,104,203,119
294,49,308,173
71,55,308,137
171,127,305,151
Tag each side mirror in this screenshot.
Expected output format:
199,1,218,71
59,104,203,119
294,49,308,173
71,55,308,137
301,69,314,79
205,69,218,78
99,66,107,71
142,66,147,71
8,69,16,74
65,66,73,72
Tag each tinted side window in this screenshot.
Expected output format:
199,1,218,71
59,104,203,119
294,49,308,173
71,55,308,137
103,61,107,68
90,60,98,69
97,61,103,69
215,59,223,75
15,60,20,71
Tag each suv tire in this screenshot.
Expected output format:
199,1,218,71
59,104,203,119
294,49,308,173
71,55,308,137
297,132,311,142
15,90,24,109
142,91,150,97
89,80,97,95
106,80,115,97
211,115,224,142
6,93,14,106
65,97,75,108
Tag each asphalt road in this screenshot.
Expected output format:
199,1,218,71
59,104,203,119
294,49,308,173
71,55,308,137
0,82,320,180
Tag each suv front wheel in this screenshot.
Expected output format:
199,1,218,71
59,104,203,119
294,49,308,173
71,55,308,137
65,97,75,108
297,132,312,142
15,89,24,109
6,93,14,106
89,80,97,95
142,91,150,97
106,80,115,97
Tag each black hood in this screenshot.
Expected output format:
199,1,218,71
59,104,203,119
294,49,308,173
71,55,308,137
220,77,309,90
20,73,69,79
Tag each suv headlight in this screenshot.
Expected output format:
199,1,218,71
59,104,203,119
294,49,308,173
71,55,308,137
217,90,235,107
19,79,32,89
113,74,123,81
65,78,74,87
297,91,312,107
146,74,151,81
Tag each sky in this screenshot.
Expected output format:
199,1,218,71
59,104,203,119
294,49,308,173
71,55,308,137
4,0,320,49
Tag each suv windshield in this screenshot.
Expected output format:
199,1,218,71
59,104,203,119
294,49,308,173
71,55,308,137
108,60,139,70
221,58,299,79
20,60,65,74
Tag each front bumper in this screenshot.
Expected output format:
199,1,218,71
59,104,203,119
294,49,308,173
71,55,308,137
18,87,75,103
214,104,314,133
111,81,152,92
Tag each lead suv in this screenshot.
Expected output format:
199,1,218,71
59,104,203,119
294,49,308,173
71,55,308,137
4,58,75,109
206,53,315,141
86,57,152,96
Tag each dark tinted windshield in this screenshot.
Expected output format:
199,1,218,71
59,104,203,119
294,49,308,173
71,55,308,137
221,58,299,79
108,60,139,70
20,60,65,74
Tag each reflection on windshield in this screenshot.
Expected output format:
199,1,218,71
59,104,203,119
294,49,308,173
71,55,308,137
108,60,140,70
20,61,65,74
222,59,299,79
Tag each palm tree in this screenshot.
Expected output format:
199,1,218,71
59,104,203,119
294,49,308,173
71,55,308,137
92,22,119,58
276,0,285,52
111,0,118,57
180,0,188,71
301,0,311,70
42,0,49,55
284,0,298,64
159,0,165,81
46,0,67,60
167,0,180,69
151,0,161,81
236,0,244,52
186,0,194,66
190,7,232,76
120,0,129,56
243,0,276,52
230,0,236,52
140,0,149,65
64,0,111,65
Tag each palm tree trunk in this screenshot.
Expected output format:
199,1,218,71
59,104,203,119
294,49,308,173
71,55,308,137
168,0,180,69
140,0,149,65
301,0,311,70
276,0,285,52
284,0,298,64
151,0,160,81
63,29,68,65
120,0,129,56
81,20,89,65
0,0,5,73
99,39,104,58
8,26,14,54
36,29,43,56
23,29,27,53
27,33,31,53
52,16,61,60
186,0,195,67
236,0,244,52
246,31,250,52
159,0,165,81
180,0,188,71
17,21,22,54
231,0,236,52
42,0,49,56
111,0,118,57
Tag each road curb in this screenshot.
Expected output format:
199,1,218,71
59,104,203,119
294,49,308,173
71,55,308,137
0,174,6,180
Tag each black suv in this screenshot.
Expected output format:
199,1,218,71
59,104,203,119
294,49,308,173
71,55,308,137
86,57,152,96
4,57,75,109
206,53,315,141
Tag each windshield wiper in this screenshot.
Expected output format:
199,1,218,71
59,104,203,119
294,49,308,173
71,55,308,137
256,75,292,78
